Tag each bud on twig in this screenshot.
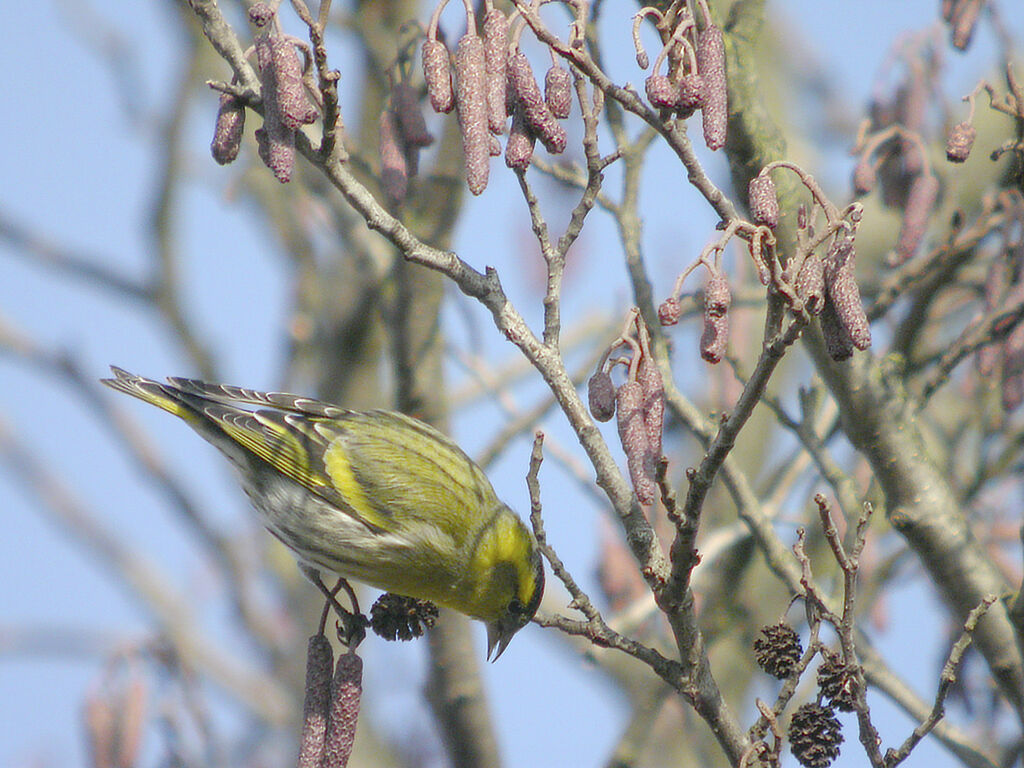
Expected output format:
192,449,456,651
645,74,676,108
544,65,573,120
852,159,876,196
945,121,976,163
456,33,491,195
507,51,567,154
658,296,682,326
587,370,616,422
211,92,245,165
483,8,510,133
617,381,656,505
323,652,363,768
696,24,727,151
675,73,703,117
749,173,779,229
298,634,334,768
422,39,454,113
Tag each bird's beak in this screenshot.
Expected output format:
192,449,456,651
486,622,513,662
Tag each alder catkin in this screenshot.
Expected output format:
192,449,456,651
507,51,567,154
1001,323,1024,412
795,252,825,315
322,652,363,768
852,159,876,196
422,39,454,113
700,312,728,363
893,172,939,264
675,73,703,117
544,65,573,119
297,634,334,768
825,238,871,350
267,36,318,130
616,381,656,505
391,82,434,149
696,24,727,150
645,74,676,108
211,92,245,165
255,33,296,182
455,33,491,195
379,109,408,204
658,297,682,326
637,352,664,461
483,8,509,133
704,272,732,317
505,103,536,170
820,297,854,361
748,173,779,228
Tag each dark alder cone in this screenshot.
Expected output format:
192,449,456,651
505,103,536,170
637,352,665,460
211,92,245,165
817,649,859,713
617,381,656,505
297,634,334,768
749,173,780,228
700,312,728,363
820,298,854,361
788,703,844,768
1001,322,1024,412
323,653,363,768
507,51,567,154
456,34,491,195
379,109,408,204
422,39,454,113
544,65,573,119
946,121,977,163
483,8,509,133
852,159,876,196
391,82,434,149
645,73,676,108
893,172,939,265
825,239,871,350
587,370,616,422
369,593,439,640
675,73,703,117
754,622,803,679
696,24,727,150
795,253,825,314
658,296,682,326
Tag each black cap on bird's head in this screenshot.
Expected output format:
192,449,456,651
486,545,544,661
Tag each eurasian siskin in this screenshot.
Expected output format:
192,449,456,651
102,367,544,659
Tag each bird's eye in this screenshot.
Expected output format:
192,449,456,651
507,598,525,616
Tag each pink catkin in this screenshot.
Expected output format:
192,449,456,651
267,36,318,130
616,382,656,505
852,159,876,196
391,82,434,148
255,34,296,182
456,34,491,195
483,9,509,133
645,74,675,108
636,352,664,461
795,252,825,315
748,174,779,228
820,298,854,361
825,238,871,350
700,312,729,364
322,652,362,768
379,109,408,204
893,173,939,264
297,634,334,768
676,73,703,117
507,52,567,154
696,25,727,150
946,121,976,163
658,297,681,326
544,65,573,119
505,103,535,170
422,39,454,114
211,92,245,165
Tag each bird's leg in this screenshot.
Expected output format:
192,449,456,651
302,565,367,648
